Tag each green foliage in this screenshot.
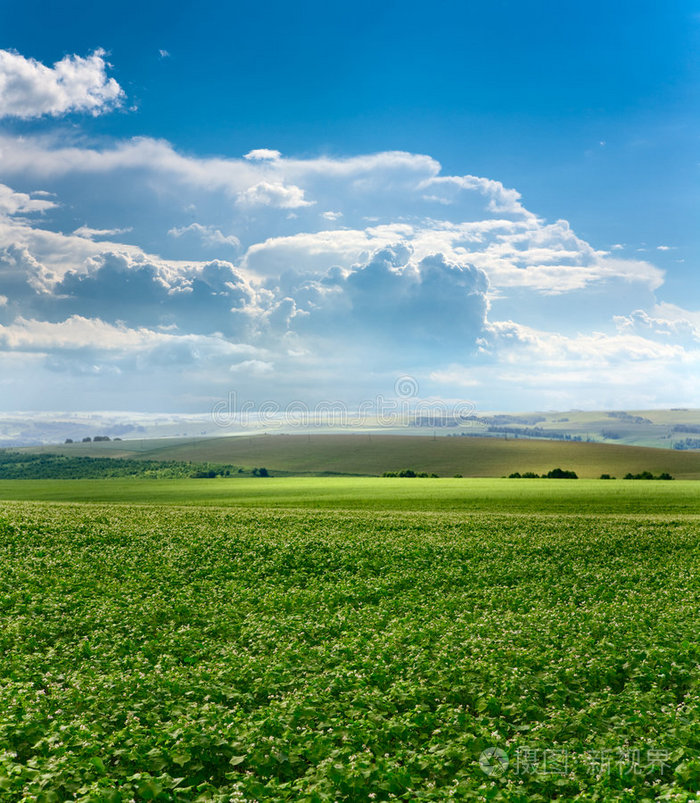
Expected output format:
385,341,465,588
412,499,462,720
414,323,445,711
545,467,578,479
0,503,697,800
0,453,257,480
624,471,675,480
508,468,578,479
382,469,438,478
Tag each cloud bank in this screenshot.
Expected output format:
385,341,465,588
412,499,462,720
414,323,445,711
0,104,695,411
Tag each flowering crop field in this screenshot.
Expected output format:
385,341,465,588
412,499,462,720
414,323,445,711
1,502,699,801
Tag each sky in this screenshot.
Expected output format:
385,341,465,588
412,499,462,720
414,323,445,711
0,0,699,416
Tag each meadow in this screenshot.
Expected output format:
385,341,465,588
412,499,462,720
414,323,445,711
0,498,698,801
23,434,700,480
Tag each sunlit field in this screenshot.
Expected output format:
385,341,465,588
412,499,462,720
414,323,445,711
0,476,699,514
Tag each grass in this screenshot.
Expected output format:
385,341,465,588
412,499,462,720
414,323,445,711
20,433,700,479
0,476,699,514
0,502,698,801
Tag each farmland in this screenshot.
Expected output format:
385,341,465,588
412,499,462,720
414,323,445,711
0,476,700,514
0,499,699,801
19,433,700,480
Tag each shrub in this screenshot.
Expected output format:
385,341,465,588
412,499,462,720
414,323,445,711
624,471,674,480
546,468,578,479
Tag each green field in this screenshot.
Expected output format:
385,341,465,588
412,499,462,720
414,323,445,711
22,433,700,479
0,476,699,514
1,499,699,801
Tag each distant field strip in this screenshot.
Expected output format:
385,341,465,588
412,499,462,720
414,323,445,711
0,503,698,800
0,476,699,514
24,434,700,479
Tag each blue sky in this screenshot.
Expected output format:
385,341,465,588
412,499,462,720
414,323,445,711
0,1,698,413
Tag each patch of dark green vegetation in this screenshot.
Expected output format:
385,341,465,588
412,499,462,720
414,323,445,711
0,452,263,480
508,467,579,479
382,469,439,477
624,471,675,480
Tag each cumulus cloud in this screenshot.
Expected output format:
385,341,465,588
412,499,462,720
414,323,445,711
0,183,56,215
235,181,314,209
277,247,490,357
53,253,259,336
168,223,240,249
614,309,700,345
244,149,281,161
0,49,124,119
0,131,688,410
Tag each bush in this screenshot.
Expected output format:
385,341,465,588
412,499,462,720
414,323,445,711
599,473,614,480
624,471,674,480
508,468,577,479
546,468,578,479
382,469,437,478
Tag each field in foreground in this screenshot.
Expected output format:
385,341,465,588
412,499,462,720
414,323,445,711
0,476,699,514
0,502,699,801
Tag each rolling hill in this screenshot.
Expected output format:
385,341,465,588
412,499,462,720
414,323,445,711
19,433,700,479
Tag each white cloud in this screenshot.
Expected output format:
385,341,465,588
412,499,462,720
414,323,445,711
419,174,534,218
229,359,274,375
244,149,281,161
0,132,686,410
73,225,132,240
168,223,240,249
0,49,124,119
0,183,56,215
614,308,700,345
235,181,314,209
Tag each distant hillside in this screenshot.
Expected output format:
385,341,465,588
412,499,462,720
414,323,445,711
19,433,700,479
